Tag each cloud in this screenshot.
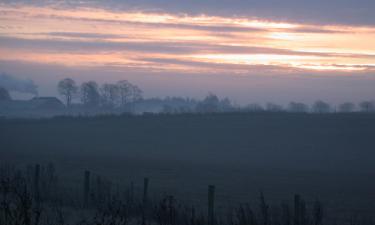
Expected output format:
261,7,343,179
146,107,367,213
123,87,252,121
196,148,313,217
46,32,127,39
140,57,375,74
0,36,201,54
2,36,375,60
1,59,375,105
0,2,374,74
0,72,38,95
0,1,374,104
98,0,375,26
3,0,375,26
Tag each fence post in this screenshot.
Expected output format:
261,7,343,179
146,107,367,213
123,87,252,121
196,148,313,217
208,185,215,225
191,206,196,225
143,177,149,205
142,177,149,225
34,164,40,202
130,181,134,203
83,170,90,208
294,194,301,225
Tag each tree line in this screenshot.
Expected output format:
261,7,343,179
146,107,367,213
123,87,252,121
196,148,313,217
57,78,142,108
244,100,375,114
56,78,375,114
1,78,375,114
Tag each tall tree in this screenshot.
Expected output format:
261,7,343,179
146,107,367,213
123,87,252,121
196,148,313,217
129,84,143,102
312,100,331,113
245,103,264,112
196,93,220,113
288,102,308,113
80,81,100,107
338,102,355,113
57,78,78,107
0,86,11,101
116,80,143,106
266,103,283,112
100,83,119,108
359,101,375,112
116,80,132,107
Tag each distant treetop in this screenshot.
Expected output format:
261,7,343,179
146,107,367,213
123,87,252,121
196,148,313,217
0,86,11,101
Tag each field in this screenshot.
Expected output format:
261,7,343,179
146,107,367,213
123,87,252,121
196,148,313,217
1,113,375,220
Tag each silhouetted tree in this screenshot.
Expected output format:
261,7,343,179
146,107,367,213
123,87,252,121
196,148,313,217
359,101,375,112
244,103,264,112
116,80,143,106
266,103,283,112
312,100,331,113
338,102,355,113
100,83,119,108
162,104,174,114
288,102,308,113
117,80,132,107
57,78,78,107
129,84,143,103
0,86,11,101
196,93,220,113
80,81,100,107
220,98,234,112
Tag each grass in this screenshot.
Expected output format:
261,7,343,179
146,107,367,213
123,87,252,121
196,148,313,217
1,112,375,221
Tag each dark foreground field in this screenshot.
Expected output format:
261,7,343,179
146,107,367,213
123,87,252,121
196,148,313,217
1,113,375,222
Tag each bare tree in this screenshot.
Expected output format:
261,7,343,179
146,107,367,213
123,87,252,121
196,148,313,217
266,103,283,112
220,98,234,112
312,100,331,113
0,86,11,101
288,102,308,113
80,81,100,107
359,101,375,112
129,84,143,103
116,80,132,107
162,104,174,114
244,103,264,112
57,78,78,107
116,80,143,107
338,102,355,113
100,83,119,108
196,93,220,113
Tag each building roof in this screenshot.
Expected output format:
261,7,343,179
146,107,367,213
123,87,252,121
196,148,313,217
30,97,64,109
0,97,65,111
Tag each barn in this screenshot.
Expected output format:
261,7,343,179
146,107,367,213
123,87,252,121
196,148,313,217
30,97,65,109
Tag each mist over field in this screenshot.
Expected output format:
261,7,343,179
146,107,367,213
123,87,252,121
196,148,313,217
1,113,375,224
1,1,375,225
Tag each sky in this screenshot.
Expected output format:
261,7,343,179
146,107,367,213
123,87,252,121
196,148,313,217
0,0,375,104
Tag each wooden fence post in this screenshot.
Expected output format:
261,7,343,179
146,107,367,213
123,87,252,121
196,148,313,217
191,206,196,225
130,181,134,203
294,194,301,225
83,170,90,208
208,185,215,225
142,177,149,225
143,177,149,205
34,164,40,202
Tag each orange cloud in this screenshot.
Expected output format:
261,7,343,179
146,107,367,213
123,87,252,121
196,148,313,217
0,3,375,74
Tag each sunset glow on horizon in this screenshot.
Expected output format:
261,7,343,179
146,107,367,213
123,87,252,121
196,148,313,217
1,3,375,75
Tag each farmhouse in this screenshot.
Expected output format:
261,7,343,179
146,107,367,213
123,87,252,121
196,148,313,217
30,97,65,109
0,96,64,111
